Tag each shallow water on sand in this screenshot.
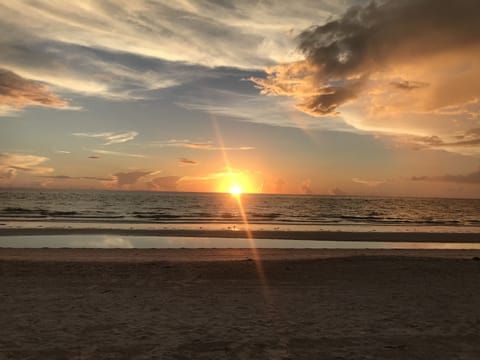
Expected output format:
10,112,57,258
2,235,480,249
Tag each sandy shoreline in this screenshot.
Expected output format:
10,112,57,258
1,248,480,359
1,227,480,242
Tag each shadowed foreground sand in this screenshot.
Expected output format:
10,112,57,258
1,248,480,359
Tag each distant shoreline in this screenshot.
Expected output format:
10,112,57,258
1,228,479,243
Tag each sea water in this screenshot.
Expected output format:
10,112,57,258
1,189,479,233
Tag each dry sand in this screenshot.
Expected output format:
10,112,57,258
1,248,480,359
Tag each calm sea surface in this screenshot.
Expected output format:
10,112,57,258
1,189,479,233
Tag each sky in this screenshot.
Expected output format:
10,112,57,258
0,0,479,198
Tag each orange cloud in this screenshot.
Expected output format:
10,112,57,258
0,68,67,111
0,153,53,179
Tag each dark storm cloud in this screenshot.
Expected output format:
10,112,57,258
297,0,480,73
0,68,67,109
252,0,480,116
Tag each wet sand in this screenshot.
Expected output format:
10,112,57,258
1,227,480,242
1,248,480,359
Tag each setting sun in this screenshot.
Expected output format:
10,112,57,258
229,184,243,196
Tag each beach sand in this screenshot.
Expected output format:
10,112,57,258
1,248,480,359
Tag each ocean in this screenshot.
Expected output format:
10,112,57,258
1,189,479,233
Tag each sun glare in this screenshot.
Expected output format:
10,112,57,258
229,184,243,196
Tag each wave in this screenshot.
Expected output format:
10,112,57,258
1,192,479,230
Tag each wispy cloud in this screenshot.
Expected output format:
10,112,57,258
176,87,355,131
352,178,385,187
150,139,254,151
0,1,344,70
0,68,67,113
90,149,146,158
0,153,53,179
0,1,349,103
74,131,138,145
398,127,480,156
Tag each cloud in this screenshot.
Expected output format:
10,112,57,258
402,128,480,155
0,39,184,99
251,0,480,152
301,179,313,194
114,170,152,187
0,1,347,70
330,187,347,196
391,81,429,91
352,178,385,187
149,139,254,151
0,1,351,103
73,131,138,145
40,175,114,181
178,158,197,166
176,87,354,131
0,153,53,179
147,176,181,191
0,68,67,112
90,149,146,158
412,167,480,184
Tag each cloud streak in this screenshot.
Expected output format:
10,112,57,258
412,167,480,184
150,139,254,151
89,149,146,158
40,175,114,181
178,158,198,166
352,178,385,187
74,131,138,145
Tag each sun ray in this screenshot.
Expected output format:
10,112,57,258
209,116,272,303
